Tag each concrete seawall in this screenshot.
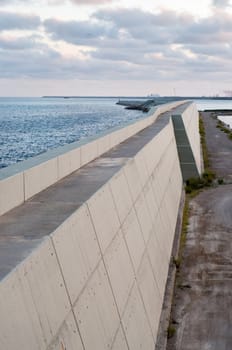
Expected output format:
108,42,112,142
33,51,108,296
0,100,187,217
0,101,201,349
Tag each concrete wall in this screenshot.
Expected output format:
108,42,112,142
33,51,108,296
172,103,201,180
181,102,201,174
0,100,187,217
0,101,200,350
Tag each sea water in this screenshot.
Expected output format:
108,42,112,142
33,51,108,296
1,97,232,169
195,99,232,129
195,99,232,111
217,116,232,129
0,97,144,169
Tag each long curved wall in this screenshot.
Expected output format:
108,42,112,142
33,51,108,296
0,100,186,217
0,101,200,350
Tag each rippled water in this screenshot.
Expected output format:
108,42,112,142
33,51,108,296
195,99,232,129
217,115,232,129
0,97,144,169
195,99,232,111
1,97,232,169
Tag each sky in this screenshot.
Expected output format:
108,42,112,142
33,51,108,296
0,0,232,96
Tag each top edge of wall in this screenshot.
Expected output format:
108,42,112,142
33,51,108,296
0,101,191,180
0,100,192,216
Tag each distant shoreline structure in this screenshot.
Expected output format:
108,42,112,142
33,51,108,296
42,95,232,101
41,95,232,114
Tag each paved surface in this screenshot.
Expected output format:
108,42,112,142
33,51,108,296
167,112,232,350
202,111,232,180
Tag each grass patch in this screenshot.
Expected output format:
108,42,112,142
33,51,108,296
173,257,181,269
185,169,216,194
202,169,216,183
167,196,190,339
180,197,189,250
173,195,190,270
184,114,217,196
199,114,210,169
167,325,176,339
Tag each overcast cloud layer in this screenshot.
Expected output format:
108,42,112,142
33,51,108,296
0,0,232,95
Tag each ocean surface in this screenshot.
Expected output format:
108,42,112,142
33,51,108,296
0,97,144,169
1,97,232,169
217,116,232,129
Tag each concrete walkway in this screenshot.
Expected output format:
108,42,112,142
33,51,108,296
167,111,232,350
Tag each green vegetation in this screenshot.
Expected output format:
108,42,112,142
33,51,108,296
167,325,176,338
180,197,189,251
185,115,217,195
172,195,189,272
199,115,210,168
173,256,181,269
185,169,216,194
167,196,189,340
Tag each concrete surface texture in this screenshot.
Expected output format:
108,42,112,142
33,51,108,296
167,111,232,350
172,103,202,181
0,100,187,217
0,101,200,350
167,185,232,350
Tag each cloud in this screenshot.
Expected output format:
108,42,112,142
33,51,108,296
0,34,54,53
70,0,113,3
0,0,113,5
44,17,117,45
1,6,232,84
212,0,230,7
186,43,232,61
43,7,232,65
44,8,193,47
0,40,231,83
176,10,232,46
0,44,62,79
0,11,41,31
0,36,37,50
95,8,192,28
7,8,227,83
